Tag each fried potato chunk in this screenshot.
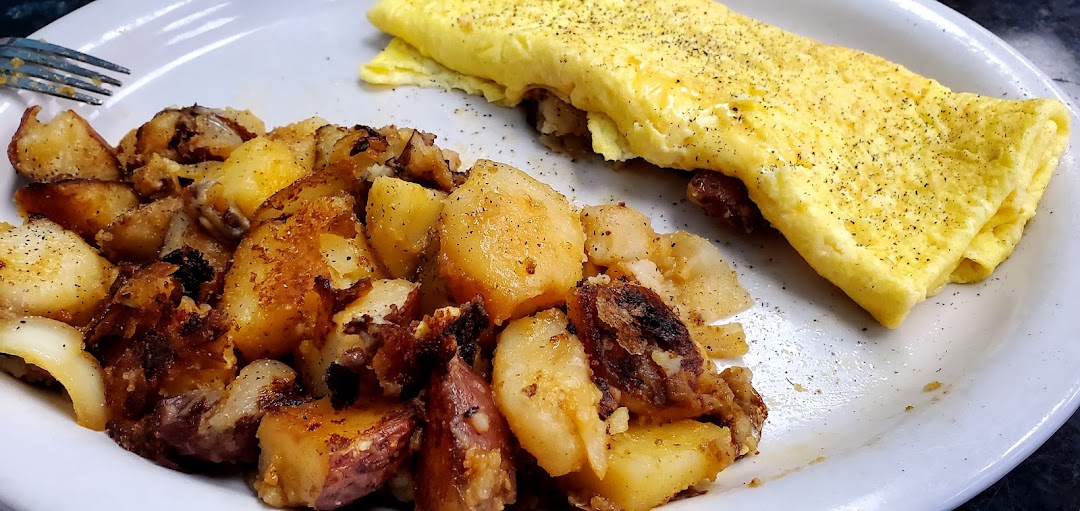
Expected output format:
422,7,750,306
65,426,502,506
15,179,139,243
256,398,418,510
439,160,584,324
222,195,384,360
116,106,264,171
366,176,446,279
152,359,301,465
564,420,736,511
582,205,752,357
267,117,327,172
567,279,767,454
296,278,420,399
418,354,516,511
0,219,116,324
212,136,312,220
7,106,121,182
492,309,607,478
96,196,183,263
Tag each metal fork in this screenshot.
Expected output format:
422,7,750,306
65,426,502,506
0,37,129,106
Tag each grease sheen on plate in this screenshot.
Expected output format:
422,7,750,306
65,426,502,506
0,0,1077,510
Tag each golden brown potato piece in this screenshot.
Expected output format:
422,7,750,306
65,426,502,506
205,136,312,222
96,196,183,263
580,204,659,267
15,179,139,243
439,160,584,324
267,117,327,172
417,354,516,511
222,195,384,361
116,106,265,171
7,106,121,182
254,124,415,226
0,219,117,324
366,176,446,279
492,309,608,478
255,398,418,510
252,155,372,226
563,420,736,511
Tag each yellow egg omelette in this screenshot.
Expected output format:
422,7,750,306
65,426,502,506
360,0,1071,328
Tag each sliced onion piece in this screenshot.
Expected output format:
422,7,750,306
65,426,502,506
0,316,107,430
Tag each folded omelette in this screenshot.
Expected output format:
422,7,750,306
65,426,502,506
360,0,1071,328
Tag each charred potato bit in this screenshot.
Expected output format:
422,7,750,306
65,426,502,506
417,354,516,511
256,398,418,510
84,262,234,467
159,210,232,302
389,129,465,192
568,279,766,454
153,359,302,464
567,279,712,420
8,106,121,182
131,154,222,200
295,278,419,400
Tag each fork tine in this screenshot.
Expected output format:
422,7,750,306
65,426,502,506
1,74,103,105
0,47,122,86
0,61,113,96
7,37,130,74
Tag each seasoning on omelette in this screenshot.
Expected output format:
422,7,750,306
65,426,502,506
359,0,1072,328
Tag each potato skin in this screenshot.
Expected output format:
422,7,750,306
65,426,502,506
417,355,516,511
438,160,584,324
255,398,418,510
8,106,122,182
15,179,139,243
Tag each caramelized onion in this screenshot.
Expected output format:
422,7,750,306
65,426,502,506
0,316,107,430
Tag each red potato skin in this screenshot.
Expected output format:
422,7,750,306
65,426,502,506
312,406,419,510
417,355,516,511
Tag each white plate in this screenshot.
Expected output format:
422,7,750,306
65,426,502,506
0,1,1077,510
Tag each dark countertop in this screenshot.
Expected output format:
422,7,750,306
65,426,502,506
2,1,1078,510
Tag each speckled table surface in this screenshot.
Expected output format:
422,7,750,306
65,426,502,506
2,0,1078,510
